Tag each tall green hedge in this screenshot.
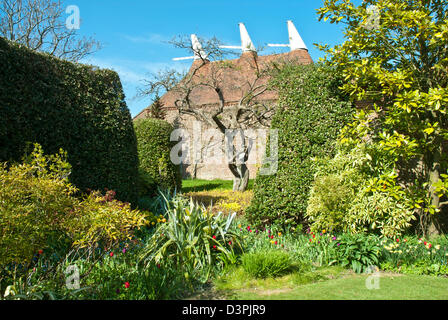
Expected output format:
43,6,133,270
246,63,354,230
134,118,182,195
0,37,139,204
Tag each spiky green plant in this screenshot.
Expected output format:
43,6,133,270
139,193,242,282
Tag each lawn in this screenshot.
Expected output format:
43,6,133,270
235,274,448,300
182,179,254,193
211,266,448,300
182,179,254,215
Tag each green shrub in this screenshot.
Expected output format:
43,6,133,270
306,143,416,237
246,63,354,230
134,118,181,195
335,234,381,274
0,37,139,204
241,250,293,278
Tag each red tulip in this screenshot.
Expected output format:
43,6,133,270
124,282,130,289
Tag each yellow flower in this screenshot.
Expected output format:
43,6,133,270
151,222,155,225
162,218,167,223
278,232,282,237
322,229,326,234
270,240,275,244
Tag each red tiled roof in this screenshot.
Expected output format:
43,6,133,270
134,49,313,120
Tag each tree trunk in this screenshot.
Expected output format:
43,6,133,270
426,146,442,236
229,163,250,192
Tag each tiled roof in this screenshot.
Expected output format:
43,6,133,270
134,49,313,120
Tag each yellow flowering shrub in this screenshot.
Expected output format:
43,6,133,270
67,190,149,249
0,144,148,267
0,145,77,266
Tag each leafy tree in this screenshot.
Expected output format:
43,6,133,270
317,0,448,235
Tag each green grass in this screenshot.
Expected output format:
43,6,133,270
214,265,346,295
182,179,254,193
214,266,448,300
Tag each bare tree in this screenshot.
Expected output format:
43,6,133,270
0,0,100,61
140,36,278,191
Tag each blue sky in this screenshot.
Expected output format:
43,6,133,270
64,0,349,117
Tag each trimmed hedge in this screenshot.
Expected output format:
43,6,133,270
0,37,139,204
245,63,354,230
134,118,181,195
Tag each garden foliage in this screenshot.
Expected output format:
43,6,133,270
306,143,416,237
241,250,293,278
134,118,182,195
246,63,354,230
317,0,448,234
139,193,242,282
0,37,139,203
0,144,148,268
